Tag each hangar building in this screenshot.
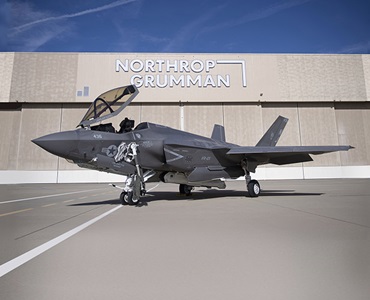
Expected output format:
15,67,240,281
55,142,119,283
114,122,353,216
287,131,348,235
0,52,369,183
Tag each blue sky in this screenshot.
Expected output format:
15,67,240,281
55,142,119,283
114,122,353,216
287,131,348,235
1,0,370,53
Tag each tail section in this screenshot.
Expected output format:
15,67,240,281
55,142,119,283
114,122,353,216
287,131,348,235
256,116,288,147
211,124,226,142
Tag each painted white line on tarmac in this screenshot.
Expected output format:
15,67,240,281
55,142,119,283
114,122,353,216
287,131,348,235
0,208,34,217
0,188,106,205
0,205,122,278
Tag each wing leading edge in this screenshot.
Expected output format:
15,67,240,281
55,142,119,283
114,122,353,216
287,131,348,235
227,145,354,165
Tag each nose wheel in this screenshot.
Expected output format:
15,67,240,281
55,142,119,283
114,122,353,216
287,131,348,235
120,174,143,205
120,191,139,206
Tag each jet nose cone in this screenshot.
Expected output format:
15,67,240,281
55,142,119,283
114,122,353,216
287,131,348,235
32,130,78,159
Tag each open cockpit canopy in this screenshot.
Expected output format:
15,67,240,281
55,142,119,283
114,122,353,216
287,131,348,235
79,85,138,127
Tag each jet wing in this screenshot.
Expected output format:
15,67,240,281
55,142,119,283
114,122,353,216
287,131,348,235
227,145,353,165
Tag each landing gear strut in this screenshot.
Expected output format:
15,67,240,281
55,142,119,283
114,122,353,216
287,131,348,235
242,159,261,198
120,174,143,205
117,142,146,206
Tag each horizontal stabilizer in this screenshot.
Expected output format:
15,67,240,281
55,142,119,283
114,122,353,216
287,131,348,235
211,124,226,142
256,116,288,147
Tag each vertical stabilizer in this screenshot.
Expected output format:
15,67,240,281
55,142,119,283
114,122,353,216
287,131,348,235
211,124,226,142
256,116,288,147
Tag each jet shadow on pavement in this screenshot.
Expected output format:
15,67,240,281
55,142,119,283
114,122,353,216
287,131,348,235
69,189,323,207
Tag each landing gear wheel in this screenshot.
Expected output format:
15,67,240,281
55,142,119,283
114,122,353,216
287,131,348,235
130,194,140,206
120,191,139,206
120,191,131,205
179,184,193,196
247,180,260,197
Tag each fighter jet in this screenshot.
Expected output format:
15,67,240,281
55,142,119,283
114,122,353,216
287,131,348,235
32,85,353,205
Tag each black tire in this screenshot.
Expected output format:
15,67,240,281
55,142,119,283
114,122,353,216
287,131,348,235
179,184,192,196
129,194,140,206
120,191,138,205
120,191,129,205
247,180,260,197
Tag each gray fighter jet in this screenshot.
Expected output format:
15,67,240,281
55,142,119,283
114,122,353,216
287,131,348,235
33,85,353,205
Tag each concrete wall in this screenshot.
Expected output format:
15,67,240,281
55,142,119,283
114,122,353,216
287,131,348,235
0,52,369,183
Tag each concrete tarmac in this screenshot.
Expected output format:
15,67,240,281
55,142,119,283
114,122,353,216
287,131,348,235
0,179,369,300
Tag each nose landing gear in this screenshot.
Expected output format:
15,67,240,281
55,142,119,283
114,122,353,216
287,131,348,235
120,174,143,205
114,142,149,206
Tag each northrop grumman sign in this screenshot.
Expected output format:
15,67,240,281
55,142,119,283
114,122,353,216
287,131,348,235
115,59,246,88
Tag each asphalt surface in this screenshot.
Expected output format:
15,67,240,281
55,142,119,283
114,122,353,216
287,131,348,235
0,179,369,300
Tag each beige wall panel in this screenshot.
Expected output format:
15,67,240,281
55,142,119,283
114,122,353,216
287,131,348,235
18,105,61,170
335,104,369,165
223,104,263,146
60,105,89,131
76,53,123,103
184,104,223,137
141,104,180,129
0,53,14,102
362,55,370,101
277,55,367,101
10,53,78,102
76,53,281,102
246,55,280,101
76,53,369,103
0,109,21,170
298,104,340,166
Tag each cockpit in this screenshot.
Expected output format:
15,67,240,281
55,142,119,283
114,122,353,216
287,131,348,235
79,85,138,130
90,120,151,134
134,122,150,130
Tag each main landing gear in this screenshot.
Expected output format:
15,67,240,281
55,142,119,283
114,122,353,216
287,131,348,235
179,184,193,196
242,159,261,197
247,178,260,197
